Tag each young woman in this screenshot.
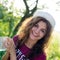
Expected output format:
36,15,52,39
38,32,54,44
2,10,55,60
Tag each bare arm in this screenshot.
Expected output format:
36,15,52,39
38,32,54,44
2,51,9,60
2,51,17,60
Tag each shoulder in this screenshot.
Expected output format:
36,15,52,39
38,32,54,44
13,35,18,40
13,35,19,45
32,52,46,60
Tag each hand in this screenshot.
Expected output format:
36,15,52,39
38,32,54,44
3,37,17,60
4,37,16,54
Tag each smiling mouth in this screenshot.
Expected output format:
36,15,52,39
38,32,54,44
32,31,39,37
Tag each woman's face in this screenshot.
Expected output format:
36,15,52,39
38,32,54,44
29,21,47,41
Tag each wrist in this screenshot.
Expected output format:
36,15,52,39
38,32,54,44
10,49,16,55
10,50,17,60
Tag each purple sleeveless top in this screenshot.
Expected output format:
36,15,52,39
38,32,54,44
8,35,46,60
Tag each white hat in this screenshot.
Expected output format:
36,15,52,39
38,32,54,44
33,10,55,28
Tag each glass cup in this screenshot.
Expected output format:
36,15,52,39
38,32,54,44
0,37,7,60
0,37,7,51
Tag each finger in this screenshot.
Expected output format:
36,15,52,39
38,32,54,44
7,38,15,47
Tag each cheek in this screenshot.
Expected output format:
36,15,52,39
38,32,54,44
39,32,45,39
31,27,37,31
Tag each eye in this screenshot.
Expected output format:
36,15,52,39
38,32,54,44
41,29,46,34
34,24,38,27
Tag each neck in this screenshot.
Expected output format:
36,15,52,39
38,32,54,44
25,38,37,49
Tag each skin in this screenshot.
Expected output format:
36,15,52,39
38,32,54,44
25,21,47,49
2,21,47,60
2,38,16,60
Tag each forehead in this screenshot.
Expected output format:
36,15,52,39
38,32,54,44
37,21,47,29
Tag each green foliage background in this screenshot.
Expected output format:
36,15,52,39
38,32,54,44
0,3,60,60
0,4,21,37
46,32,60,60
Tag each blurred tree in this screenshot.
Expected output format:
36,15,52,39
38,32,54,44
12,0,38,37
0,4,20,37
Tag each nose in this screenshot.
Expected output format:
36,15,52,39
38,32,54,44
35,28,40,34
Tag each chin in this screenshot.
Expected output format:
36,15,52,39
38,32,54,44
29,35,38,41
